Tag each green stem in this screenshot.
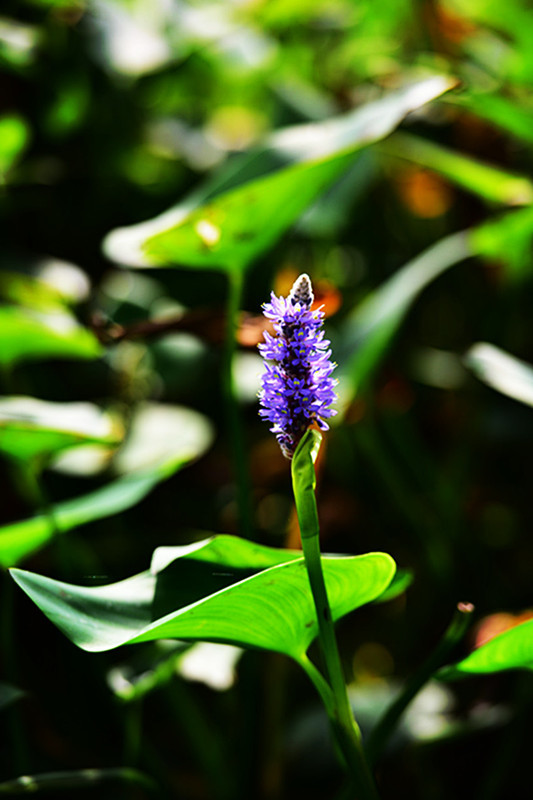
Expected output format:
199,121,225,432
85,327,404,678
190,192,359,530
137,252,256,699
291,431,380,800
365,602,474,767
223,269,253,539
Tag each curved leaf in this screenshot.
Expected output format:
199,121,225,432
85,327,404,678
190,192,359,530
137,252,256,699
0,397,121,463
338,230,471,396
0,405,214,567
464,343,533,407
439,618,533,679
10,535,396,660
0,306,101,366
104,76,456,272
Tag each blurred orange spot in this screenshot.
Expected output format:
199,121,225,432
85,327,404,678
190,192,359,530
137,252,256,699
434,4,477,44
377,377,414,414
274,268,342,317
396,167,453,218
237,313,273,347
238,273,342,347
474,610,533,649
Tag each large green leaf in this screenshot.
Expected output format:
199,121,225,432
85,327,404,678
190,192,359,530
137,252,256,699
10,535,396,660
103,76,456,272
464,342,533,407
0,397,121,463
439,618,533,679
0,404,213,567
141,151,356,271
0,306,102,366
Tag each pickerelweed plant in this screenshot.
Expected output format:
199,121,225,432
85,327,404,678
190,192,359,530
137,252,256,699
9,275,481,799
259,274,380,798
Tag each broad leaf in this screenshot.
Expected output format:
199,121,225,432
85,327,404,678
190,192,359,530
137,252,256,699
439,618,533,679
0,397,121,463
104,76,456,272
10,535,396,660
141,151,355,271
0,404,213,567
0,306,101,366
464,343,533,407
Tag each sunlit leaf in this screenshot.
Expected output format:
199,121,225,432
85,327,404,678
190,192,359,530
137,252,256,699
0,306,102,366
10,535,396,659
141,151,356,271
104,76,456,271
0,114,30,178
439,618,533,679
464,343,533,407
373,569,413,603
0,404,214,567
0,397,121,463
449,91,533,147
469,206,533,279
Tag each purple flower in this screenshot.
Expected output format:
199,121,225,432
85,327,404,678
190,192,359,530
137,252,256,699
258,274,338,459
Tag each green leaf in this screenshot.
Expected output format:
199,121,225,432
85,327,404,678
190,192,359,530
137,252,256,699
448,91,533,147
142,151,356,271
0,114,30,178
0,404,214,567
372,569,413,603
464,342,533,407
338,230,472,396
0,768,156,795
379,132,533,206
104,76,456,272
0,397,121,463
0,306,102,367
439,618,533,679
10,535,396,660
291,429,322,541
469,206,533,279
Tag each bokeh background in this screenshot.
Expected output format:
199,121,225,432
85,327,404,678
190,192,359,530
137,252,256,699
2,0,533,798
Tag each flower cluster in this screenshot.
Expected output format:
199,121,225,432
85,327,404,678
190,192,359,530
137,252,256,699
258,274,338,459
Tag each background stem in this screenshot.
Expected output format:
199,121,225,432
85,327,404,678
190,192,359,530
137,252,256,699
222,269,253,539
365,602,474,767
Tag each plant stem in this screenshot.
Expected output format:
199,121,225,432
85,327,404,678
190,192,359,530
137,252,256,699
365,602,474,767
291,432,380,800
223,269,253,539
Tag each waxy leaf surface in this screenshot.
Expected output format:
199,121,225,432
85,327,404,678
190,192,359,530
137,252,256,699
11,535,396,660
439,618,533,679
104,76,455,272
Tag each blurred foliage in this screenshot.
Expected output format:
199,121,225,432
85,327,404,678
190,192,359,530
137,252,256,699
3,0,533,798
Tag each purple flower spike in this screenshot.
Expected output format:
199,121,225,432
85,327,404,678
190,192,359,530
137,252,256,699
258,274,338,459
